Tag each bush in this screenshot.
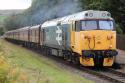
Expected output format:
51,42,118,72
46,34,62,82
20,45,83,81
0,55,29,83
116,24,123,34
0,45,28,83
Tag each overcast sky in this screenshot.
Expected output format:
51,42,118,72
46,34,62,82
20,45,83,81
0,0,32,10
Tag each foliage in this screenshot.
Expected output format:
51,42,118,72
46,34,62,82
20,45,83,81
0,15,7,35
79,0,125,34
3,0,125,34
0,56,28,83
4,14,22,31
0,43,28,83
3,0,81,31
0,16,7,23
116,23,123,34
0,27,5,36
0,39,92,83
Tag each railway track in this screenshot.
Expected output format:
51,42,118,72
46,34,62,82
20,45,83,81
44,55,125,83
80,67,125,83
41,53,125,83
31,48,125,83
105,68,125,83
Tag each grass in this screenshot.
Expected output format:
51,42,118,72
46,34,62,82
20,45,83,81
0,39,93,83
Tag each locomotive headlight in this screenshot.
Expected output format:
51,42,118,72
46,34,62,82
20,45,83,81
89,13,93,17
109,45,113,48
85,13,88,17
102,13,106,17
84,35,92,39
107,13,111,16
107,35,113,40
88,35,92,39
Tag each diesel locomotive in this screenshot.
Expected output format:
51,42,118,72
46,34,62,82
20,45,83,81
4,10,118,67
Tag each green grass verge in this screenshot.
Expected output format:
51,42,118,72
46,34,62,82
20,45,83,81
0,39,93,83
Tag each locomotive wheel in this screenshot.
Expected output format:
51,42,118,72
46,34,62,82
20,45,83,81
71,53,80,65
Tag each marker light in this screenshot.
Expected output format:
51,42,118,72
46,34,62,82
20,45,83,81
107,13,111,16
89,13,93,17
102,13,106,17
85,13,88,17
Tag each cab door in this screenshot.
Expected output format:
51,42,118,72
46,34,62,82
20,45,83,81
71,21,82,54
71,21,76,50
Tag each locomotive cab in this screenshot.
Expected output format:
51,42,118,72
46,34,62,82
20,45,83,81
71,12,118,66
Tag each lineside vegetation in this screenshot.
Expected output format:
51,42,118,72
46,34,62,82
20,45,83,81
0,39,92,83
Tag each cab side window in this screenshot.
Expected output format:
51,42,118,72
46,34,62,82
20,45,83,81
75,21,81,31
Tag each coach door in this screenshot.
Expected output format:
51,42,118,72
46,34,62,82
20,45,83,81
40,27,44,46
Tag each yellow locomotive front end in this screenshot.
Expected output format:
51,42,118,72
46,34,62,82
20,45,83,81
79,30,117,66
71,11,118,67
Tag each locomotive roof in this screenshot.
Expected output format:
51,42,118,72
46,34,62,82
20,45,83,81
30,25,40,29
42,10,113,27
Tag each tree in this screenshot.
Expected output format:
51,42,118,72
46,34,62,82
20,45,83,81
0,26,5,36
4,14,21,31
79,0,125,34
